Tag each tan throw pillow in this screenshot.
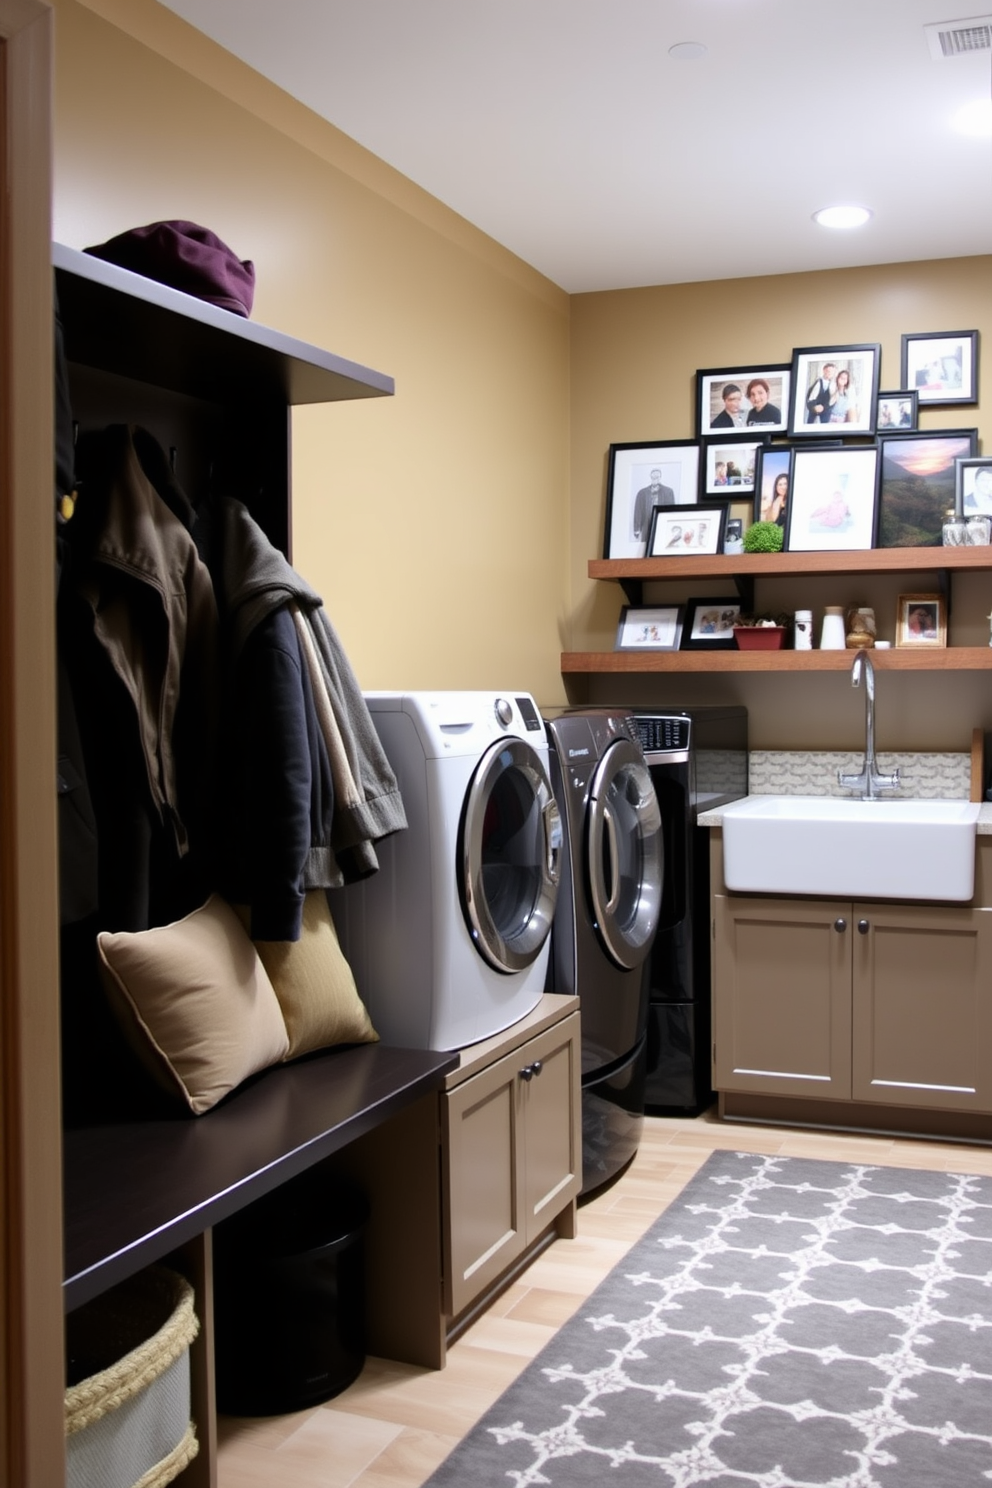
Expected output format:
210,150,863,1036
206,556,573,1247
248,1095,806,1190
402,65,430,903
97,894,290,1115
249,890,378,1059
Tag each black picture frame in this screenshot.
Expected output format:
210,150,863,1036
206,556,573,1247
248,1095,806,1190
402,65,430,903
785,444,880,553
877,389,918,433
696,363,791,439
701,435,767,497
955,456,992,517
681,596,743,649
901,330,979,407
602,440,703,558
788,342,881,437
753,444,792,530
614,604,684,651
646,503,727,557
876,429,979,547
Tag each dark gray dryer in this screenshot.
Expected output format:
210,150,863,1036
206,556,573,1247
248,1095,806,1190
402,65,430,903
542,709,663,1195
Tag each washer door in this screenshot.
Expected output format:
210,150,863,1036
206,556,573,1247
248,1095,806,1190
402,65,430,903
586,738,663,970
459,738,562,974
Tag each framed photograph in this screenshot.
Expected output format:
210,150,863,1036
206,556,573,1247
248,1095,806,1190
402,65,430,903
753,444,791,529
647,503,727,557
895,593,946,648
602,440,703,558
876,389,918,432
681,596,743,650
877,429,979,547
614,604,684,651
696,364,791,438
788,343,881,437
901,330,979,406
956,456,992,516
785,444,880,552
702,437,765,496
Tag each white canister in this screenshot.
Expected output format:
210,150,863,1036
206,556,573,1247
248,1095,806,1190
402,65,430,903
820,606,846,650
794,610,813,650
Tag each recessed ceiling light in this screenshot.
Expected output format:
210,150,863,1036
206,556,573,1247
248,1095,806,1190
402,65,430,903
953,98,992,135
668,41,707,61
813,205,872,230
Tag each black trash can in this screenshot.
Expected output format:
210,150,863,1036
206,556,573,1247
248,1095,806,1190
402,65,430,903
212,1170,369,1416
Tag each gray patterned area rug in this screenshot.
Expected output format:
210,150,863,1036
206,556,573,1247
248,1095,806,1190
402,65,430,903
425,1150,992,1487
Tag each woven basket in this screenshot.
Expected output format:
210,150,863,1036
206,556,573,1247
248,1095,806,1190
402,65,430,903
65,1266,199,1488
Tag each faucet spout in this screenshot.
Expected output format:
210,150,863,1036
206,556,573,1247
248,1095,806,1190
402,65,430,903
838,649,900,800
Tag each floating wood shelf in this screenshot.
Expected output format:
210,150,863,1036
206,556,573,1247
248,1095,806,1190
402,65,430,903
575,548,992,672
589,549,992,584
562,647,992,674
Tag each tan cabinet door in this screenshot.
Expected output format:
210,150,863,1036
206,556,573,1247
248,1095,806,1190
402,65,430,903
443,1051,522,1317
442,1012,581,1318
852,904,992,1112
520,1015,582,1236
713,895,852,1099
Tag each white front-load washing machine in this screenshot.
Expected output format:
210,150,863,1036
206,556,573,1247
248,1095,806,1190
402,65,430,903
330,691,562,1051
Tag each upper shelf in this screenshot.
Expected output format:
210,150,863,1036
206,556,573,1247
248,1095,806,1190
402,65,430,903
53,241,394,408
589,549,992,583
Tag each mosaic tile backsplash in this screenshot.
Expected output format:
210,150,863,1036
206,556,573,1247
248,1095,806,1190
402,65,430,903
748,751,972,800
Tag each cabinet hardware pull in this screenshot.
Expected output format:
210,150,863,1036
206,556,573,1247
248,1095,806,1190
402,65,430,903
834,918,847,932
531,1060,543,1077
519,1060,545,1082
857,919,870,935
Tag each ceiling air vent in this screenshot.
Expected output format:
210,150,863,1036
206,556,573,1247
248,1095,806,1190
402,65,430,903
924,15,992,58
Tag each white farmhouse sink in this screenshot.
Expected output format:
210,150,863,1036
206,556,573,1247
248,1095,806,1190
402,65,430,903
721,795,981,901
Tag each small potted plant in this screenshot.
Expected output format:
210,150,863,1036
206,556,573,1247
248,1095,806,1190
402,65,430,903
742,520,785,554
732,612,791,650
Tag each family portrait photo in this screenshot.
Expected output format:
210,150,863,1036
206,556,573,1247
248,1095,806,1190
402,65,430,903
647,504,726,556
901,330,978,407
785,445,879,552
896,593,946,648
704,438,763,496
696,365,791,438
603,440,702,558
877,390,918,431
614,605,683,651
681,597,742,649
955,456,992,516
754,445,791,530
789,343,881,437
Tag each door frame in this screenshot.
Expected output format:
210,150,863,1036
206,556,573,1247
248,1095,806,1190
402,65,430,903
0,2,64,1483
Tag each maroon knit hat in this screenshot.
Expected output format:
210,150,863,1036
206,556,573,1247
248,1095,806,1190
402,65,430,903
85,220,255,317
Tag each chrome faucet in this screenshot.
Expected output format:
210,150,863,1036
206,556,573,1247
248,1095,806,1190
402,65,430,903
837,650,900,800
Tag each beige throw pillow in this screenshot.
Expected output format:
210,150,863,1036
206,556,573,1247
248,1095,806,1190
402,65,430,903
249,890,378,1059
97,894,290,1114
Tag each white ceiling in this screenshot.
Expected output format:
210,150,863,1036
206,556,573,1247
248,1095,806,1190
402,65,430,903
159,0,992,293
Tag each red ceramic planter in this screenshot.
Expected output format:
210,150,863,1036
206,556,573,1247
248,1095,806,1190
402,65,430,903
733,625,788,650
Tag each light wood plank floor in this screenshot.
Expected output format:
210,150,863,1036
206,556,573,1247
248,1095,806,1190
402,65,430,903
217,1107,992,1488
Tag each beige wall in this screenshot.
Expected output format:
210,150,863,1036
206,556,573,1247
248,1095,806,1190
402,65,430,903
569,260,992,751
51,0,572,703
49,0,992,750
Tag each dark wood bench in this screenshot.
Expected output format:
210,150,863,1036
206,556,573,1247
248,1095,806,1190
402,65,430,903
63,1042,458,1486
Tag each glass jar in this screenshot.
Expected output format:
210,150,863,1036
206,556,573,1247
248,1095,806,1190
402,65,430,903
966,513,991,545
942,509,967,546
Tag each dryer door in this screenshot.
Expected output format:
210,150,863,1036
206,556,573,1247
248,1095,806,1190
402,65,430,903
458,738,562,973
586,738,663,970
